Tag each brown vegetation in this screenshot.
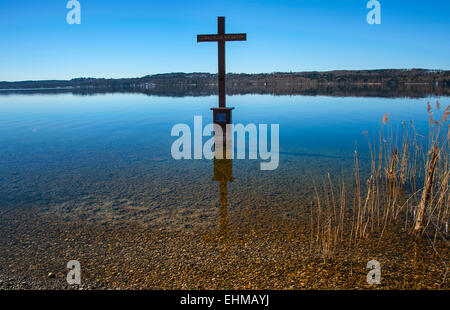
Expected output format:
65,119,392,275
309,101,449,259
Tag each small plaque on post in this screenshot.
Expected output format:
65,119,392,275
216,113,227,123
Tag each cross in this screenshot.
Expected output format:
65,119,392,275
197,16,247,108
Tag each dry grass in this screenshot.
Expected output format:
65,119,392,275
309,101,449,257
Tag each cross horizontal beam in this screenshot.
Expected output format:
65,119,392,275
197,33,247,42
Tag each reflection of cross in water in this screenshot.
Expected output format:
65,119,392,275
212,124,234,239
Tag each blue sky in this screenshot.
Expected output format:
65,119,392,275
0,0,449,81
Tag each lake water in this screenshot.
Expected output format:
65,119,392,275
0,93,448,230
1,92,449,290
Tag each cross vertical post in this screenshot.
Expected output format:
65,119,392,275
218,17,226,108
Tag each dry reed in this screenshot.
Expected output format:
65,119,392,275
309,101,449,257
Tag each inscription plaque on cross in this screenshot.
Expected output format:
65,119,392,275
197,16,247,109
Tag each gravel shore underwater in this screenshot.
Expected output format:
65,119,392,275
0,204,447,290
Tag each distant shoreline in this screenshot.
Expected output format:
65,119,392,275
1,69,448,89
0,87,75,91
0,82,443,91
0,69,448,98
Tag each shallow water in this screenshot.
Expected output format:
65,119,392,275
0,92,448,289
0,93,448,229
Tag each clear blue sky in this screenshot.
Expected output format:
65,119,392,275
0,0,449,81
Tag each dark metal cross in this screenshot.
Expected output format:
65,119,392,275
197,16,246,108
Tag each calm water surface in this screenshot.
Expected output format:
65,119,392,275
0,93,448,230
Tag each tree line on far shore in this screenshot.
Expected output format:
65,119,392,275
1,69,448,89
0,69,448,98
